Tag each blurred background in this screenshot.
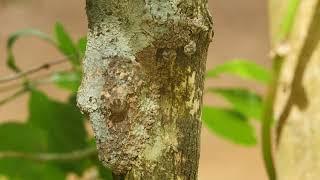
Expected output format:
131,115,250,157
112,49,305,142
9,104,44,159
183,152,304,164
0,0,270,179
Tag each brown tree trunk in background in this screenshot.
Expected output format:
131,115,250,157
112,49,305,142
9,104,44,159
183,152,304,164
270,0,320,179
77,0,213,179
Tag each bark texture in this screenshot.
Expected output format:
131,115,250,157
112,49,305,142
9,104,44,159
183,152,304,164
270,0,320,179
77,0,213,179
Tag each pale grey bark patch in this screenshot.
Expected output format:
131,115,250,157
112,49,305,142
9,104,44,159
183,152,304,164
77,0,213,178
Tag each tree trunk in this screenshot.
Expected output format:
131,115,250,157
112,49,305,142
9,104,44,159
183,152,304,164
77,0,213,179
270,0,320,179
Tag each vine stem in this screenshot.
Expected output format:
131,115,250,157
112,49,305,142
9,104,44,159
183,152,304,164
261,43,290,180
0,147,97,162
261,55,282,180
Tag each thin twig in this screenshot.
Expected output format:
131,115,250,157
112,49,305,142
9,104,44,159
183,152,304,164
0,58,68,84
0,88,28,106
0,68,73,93
0,147,97,162
261,53,283,180
0,83,25,93
0,69,73,106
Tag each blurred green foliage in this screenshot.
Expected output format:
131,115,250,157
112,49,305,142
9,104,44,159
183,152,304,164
204,60,270,146
1,23,112,179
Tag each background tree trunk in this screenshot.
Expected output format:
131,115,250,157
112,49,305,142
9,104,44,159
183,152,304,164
270,0,320,179
77,0,213,179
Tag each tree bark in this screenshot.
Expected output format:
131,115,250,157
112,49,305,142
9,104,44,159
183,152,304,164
270,0,320,179
77,0,213,179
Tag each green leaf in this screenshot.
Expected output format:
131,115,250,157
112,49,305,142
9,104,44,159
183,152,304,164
0,123,47,153
202,106,257,146
206,59,271,83
54,22,79,66
27,89,89,174
277,0,301,41
0,159,65,180
6,29,54,72
68,94,78,106
28,89,86,152
98,164,113,180
77,37,87,59
51,71,82,92
0,123,65,180
208,88,263,120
